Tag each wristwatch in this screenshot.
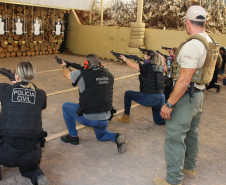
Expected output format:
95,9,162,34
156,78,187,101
165,101,174,108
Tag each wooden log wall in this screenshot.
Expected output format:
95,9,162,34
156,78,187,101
0,3,70,58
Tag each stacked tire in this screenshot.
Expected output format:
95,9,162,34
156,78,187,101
126,22,145,59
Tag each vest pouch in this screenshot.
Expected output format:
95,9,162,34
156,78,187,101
139,74,144,92
156,73,166,90
165,77,173,87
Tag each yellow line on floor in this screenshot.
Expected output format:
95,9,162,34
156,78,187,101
46,104,140,142
47,87,78,96
1,72,139,95
47,73,139,97
37,69,62,74
0,70,140,141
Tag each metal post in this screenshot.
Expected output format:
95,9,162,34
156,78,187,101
101,0,104,26
137,0,143,23
89,11,92,25
89,0,95,25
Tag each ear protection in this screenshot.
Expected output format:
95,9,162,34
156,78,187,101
83,60,102,69
84,60,89,69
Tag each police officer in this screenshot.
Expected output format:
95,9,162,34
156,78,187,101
206,61,221,92
60,54,127,154
154,6,221,185
0,61,48,185
117,51,166,125
219,47,226,75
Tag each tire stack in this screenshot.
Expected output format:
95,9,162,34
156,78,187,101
126,22,145,59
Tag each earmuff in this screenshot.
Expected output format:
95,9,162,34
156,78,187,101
84,61,102,69
84,60,89,69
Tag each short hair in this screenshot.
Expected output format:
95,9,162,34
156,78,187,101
16,61,36,82
87,54,100,66
190,20,205,28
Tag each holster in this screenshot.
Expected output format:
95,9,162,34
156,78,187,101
109,107,117,121
186,82,204,99
186,82,195,98
76,107,83,116
39,131,47,148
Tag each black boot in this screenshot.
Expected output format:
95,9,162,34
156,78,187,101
61,134,79,145
216,84,221,92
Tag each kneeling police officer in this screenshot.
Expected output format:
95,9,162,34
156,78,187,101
60,54,127,154
117,51,166,125
0,61,48,185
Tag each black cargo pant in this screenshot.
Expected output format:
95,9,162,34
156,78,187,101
0,142,43,185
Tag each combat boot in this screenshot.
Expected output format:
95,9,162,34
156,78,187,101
115,133,127,154
61,134,79,145
216,84,221,92
182,168,196,178
36,174,48,185
153,177,182,185
117,114,130,123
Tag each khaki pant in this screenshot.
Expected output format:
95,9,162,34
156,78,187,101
165,92,204,185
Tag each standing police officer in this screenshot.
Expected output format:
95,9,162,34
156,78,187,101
219,47,226,75
154,6,220,185
0,61,48,185
60,54,127,154
117,51,166,125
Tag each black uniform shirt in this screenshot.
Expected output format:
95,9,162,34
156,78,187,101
0,83,47,150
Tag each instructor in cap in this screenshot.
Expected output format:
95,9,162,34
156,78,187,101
154,5,221,185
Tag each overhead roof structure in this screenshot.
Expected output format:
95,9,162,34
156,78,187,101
0,0,95,10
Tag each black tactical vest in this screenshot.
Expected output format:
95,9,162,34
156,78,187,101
139,63,165,94
79,67,114,114
0,82,46,138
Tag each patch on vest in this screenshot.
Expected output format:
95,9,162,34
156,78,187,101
96,76,110,85
11,88,36,104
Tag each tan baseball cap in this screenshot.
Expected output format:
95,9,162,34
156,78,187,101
186,5,207,22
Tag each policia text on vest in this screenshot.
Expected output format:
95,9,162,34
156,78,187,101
12,88,36,104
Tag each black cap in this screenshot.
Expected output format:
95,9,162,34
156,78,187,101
219,47,226,52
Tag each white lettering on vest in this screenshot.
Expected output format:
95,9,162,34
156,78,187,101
12,88,36,104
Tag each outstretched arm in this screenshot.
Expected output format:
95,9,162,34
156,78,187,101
61,61,71,79
119,55,140,71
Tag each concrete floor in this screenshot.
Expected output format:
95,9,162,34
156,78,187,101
0,54,225,185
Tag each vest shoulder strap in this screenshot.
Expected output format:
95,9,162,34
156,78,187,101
174,34,216,65
186,34,217,51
